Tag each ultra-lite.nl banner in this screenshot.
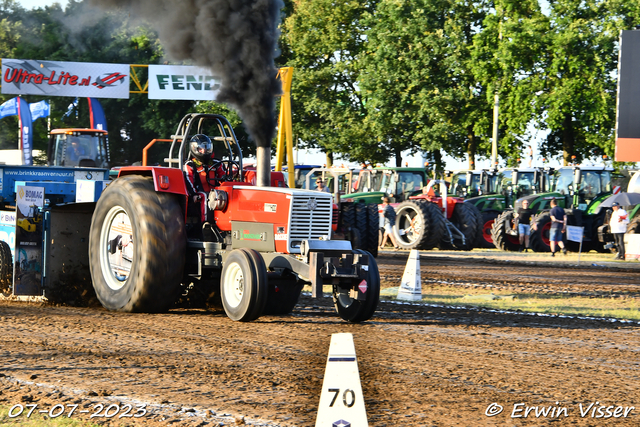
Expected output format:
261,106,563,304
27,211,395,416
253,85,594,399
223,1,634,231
1,59,130,99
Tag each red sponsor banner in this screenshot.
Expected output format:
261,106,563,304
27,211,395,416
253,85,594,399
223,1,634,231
2,59,129,99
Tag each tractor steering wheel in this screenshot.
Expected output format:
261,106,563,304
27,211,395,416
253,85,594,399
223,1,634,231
219,159,241,182
205,159,224,187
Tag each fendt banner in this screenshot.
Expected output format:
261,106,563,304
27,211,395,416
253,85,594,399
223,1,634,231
148,64,221,100
1,59,130,99
616,30,640,162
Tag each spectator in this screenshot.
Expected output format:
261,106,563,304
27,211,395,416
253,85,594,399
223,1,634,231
516,199,535,252
316,178,330,193
610,202,629,260
379,197,399,250
549,199,567,256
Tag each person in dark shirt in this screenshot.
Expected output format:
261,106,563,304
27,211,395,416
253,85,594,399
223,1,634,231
516,199,535,252
549,199,567,256
379,197,399,250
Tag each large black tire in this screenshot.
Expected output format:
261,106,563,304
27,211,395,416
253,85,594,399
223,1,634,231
394,201,446,250
491,210,521,251
339,202,362,248
628,215,640,234
354,203,371,250
449,202,480,251
221,248,268,321
477,211,500,249
89,175,186,312
263,271,303,315
529,211,553,253
333,249,380,323
365,203,380,257
0,240,12,296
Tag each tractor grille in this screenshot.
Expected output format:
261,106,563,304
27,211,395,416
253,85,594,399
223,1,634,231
289,194,333,246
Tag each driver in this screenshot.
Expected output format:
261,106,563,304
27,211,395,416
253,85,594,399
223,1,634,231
183,134,224,224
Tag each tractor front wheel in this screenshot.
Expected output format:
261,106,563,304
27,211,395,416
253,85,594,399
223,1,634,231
333,250,380,323
529,211,553,252
477,211,499,248
394,201,445,250
221,248,268,321
89,175,186,312
491,210,521,251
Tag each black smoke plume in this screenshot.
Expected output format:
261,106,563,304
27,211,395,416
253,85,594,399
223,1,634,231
88,0,283,148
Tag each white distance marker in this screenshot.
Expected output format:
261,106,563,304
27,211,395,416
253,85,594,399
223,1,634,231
315,333,368,427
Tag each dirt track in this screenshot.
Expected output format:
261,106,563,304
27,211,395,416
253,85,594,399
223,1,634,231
1,252,640,426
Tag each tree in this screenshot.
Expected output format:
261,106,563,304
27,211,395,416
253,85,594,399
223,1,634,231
283,0,380,166
360,0,495,169
470,0,549,167
536,0,623,165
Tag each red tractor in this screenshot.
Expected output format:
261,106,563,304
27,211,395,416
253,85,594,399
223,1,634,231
392,180,481,251
88,114,379,322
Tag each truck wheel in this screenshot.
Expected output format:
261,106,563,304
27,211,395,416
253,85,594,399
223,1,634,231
333,250,380,323
89,175,186,312
394,201,445,250
477,211,499,248
450,202,480,251
0,240,12,296
529,211,552,252
491,210,521,251
221,248,268,321
263,271,303,315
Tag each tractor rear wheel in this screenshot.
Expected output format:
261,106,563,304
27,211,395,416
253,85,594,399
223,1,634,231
0,240,12,296
449,202,480,251
333,249,380,323
89,175,186,312
491,210,521,251
477,211,499,248
394,201,445,250
221,248,268,321
366,203,380,257
627,215,640,234
529,211,553,252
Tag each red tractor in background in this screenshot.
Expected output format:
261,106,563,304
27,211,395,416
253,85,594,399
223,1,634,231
88,113,380,322
391,179,481,251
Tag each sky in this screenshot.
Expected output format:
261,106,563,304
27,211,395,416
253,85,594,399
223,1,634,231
18,0,68,9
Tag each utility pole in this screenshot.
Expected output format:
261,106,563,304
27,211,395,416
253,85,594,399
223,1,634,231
491,6,503,169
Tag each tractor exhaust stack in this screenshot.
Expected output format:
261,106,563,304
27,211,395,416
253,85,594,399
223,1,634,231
256,146,271,187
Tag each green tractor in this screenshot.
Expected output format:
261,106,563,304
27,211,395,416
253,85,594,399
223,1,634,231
449,167,551,249
507,166,615,253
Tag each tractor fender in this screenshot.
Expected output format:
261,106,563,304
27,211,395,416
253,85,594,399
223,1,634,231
117,166,189,196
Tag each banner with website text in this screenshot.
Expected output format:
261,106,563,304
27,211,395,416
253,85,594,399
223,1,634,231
1,59,130,99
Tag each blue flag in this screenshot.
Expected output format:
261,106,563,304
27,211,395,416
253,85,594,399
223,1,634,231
0,97,33,165
29,100,50,121
0,97,18,119
88,97,107,131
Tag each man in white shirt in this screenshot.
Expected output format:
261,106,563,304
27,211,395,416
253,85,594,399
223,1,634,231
610,202,630,260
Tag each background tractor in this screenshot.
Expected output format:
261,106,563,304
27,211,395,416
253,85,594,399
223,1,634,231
504,166,616,253
302,167,379,258
489,168,555,251
394,179,481,251
88,113,380,323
